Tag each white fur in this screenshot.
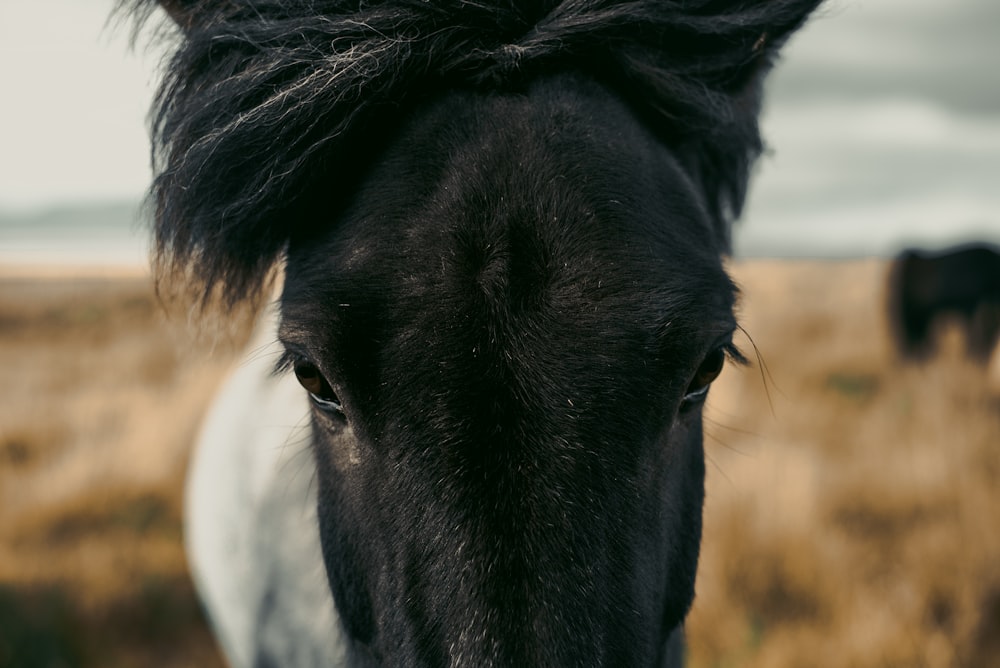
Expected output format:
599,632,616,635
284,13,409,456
185,313,347,667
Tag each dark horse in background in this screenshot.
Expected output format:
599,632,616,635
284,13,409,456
888,243,1000,362
129,1,821,665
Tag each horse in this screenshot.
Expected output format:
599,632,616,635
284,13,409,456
888,243,1000,362
129,1,823,665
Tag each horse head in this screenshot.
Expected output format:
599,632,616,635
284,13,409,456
134,1,822,664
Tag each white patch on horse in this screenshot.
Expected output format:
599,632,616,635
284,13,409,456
185,310,348,667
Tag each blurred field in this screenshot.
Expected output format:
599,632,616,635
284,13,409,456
690,260,1000,668
0,274,235,667
0,260,997,667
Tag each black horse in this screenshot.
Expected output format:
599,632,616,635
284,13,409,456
129,1,822,665
888,243,1000,362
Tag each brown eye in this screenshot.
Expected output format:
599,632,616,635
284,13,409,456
683,347,725,403
293,361,343,412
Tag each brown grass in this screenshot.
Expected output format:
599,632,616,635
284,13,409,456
688,260,1000,668
0,261,997,667
0,275,240,668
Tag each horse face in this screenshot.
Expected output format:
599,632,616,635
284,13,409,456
279,75,738,666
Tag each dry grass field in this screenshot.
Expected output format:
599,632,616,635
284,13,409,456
0,260,997,667
689,261,1000,668
0,273,236,667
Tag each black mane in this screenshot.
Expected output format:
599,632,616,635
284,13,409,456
128,0,821,303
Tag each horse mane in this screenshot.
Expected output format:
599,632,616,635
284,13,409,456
126,0,822,305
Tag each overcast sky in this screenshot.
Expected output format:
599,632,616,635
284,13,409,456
740,0,1000,254
1,0,998,256
0,0,159,211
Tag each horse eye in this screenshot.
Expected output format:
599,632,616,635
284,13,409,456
293,361,343,413
683,347,726,403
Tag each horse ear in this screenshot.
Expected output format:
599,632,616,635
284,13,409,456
728,0,823,95
611,0,822,243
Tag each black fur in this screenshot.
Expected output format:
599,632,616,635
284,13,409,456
279,77,737,665
127,1,823,665
127,0,821,304
888,243,1000,361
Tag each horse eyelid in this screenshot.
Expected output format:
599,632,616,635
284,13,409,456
309,393,345,414
682,384,711,402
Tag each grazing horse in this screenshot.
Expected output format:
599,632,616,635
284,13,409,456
888,243,1000,362
131,0,822,665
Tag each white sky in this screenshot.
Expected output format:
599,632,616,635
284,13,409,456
0,1,164,212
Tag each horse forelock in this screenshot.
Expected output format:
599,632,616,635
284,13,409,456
125,0,822,307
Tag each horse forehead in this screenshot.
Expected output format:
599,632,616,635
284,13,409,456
327,208,729,394
331,181,727,353
351,88,722,293
285,79,733,357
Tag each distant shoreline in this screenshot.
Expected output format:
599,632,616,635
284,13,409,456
0,257,892,282
0,264,150,280
4,200,997,262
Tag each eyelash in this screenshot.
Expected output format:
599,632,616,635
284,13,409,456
274,349,303,376
721,341,749,367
